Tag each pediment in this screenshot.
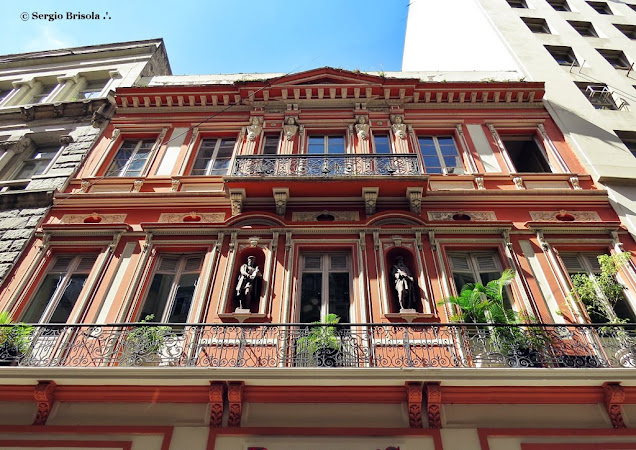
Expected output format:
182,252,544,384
271,67,385,87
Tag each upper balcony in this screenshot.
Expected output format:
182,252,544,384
1,322,634,369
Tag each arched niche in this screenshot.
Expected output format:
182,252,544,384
384,247,423,314
228,247,267,314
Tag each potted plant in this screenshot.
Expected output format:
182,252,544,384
0,312,34,366
124,315,172,366
296,314,343,367
438,270,544,367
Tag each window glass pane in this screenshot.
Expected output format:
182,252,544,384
168,273,198,323
142,273,175,321
308,137,325,154
191,140,217,175
263,136,279,155
300,273,322,323
327,136,345,154
329,272,350,322
21,274,62,323
453,273,475,293
49,275,87,323
374,135,391,154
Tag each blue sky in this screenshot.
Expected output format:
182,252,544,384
1,1,409,75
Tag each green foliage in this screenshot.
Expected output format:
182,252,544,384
296,313,342,356
570,252,632,323
0,311,33,354
126,315,172,355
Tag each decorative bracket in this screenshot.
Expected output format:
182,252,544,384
171,178,181,192
132,180,143,193
227,381,245,427
406,382,423,428
474,176,485,190
569,176,581,190
273,188,289,216
513,176,525,190
209,381,226,428
33,380,56,425
602,382,626,428
362,187,379,216
406,187,423,215
425,382,442,429
536,230,549,251
59,135,74,146
230,189,246,216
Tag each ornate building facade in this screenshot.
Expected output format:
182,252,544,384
0,68,635,449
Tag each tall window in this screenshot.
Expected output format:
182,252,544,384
140,255,203,323
299,254,351,323
27,84,56,104
191,138,236,176
262,135,279,155
500,135,552,173
373,134,392,154
418,136,464,174
106,139,156,177
76,80,107,99
12,145,59,179
448,252,511,308
307,135,345,154
21,254,97,324
561,253,636,323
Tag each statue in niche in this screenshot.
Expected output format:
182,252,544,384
283,117,298,141
246,117,263,142
391,256,418,311
355,115,370,140
391,115,407,139
235,256,263,311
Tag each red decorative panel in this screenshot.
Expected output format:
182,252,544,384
33,380,56,425
405,382,423,428
209,381,225,428
227,381,244,427
425,382,442,429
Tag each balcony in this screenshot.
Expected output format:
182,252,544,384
230,154,421,178
1,323,635,369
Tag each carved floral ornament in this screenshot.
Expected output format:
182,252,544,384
529,210,601,222
158,212,225,223
291,211,360,222
61,213,127,224
427,211,497,221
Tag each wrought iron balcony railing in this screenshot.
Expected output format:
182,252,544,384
230,154,421,177
1,323,635,368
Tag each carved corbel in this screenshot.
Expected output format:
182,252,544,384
215,232,225,251
428,231,439,252
108,231,123,252
362,187,379,216
271,231,279,251
132,180,143,193
392,235,403,247
285,231,292,250
415,231,423,251
230,189,246,216
536,230,549,251
209,381,226,428
227,381,244,427
425,382,442,429
502,230,513,250
406,382,423,428
610,230,624,251
21,106,35,121
603,382,626,428
475,176,486,190
171,178,180,192
79,180,91,193
38,233,51,252
59,135,74,146
373,231,380,251
406,187,423,215
359,232,366,251
112,128,122,140
249,236,260,248
142,232,153,253
246,116,263,142
229,232,238,251
569,176,582,190
273,188,289,216
390,115,407,139
33,380,56,425
283,117,298,141
91,103,109,128
513,176,525,190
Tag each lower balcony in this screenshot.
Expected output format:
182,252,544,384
1,323,634,369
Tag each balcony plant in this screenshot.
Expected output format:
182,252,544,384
0,312,34,366
296,313,343,367
124,315,172,366
438,270,545,367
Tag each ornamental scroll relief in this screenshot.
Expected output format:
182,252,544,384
60,214,127,224
427,211,497,221
529,211,601,222
158,213,226,223
291,211,360,222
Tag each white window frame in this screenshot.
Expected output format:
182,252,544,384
417,135,464,174
306,134,347,154
190,137,237,176
106,138,157,177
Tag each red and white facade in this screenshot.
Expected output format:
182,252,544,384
0,68,636,449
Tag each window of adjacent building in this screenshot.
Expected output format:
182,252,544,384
501,135,552,173
629,4,636,13
577,83,619,110
191,138,236,176
615,24,636,40
561,253,636,323
616,131,636,158
597,49,632,69
373,134,392,154
139,255,203,324
27,84,56,104
448,252,512,309
587,1,612,14
299,253,351,323
21,254,98,324
568,20,598,37
522,17,551,33
418,136,464,174
548,0,571,11
262,135,279,155
307,135,346,154
545,45,579,66
12,145,59,179
76,80,107,99
0,88,12,105
106,139,156,177
506,0,528,8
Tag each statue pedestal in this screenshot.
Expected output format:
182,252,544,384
234,308,251,314
400,308,417,314
384,311,437,323
218,311,269,324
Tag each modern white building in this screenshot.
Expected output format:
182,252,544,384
404,0,636,238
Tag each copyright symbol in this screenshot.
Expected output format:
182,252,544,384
20,12,29,21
